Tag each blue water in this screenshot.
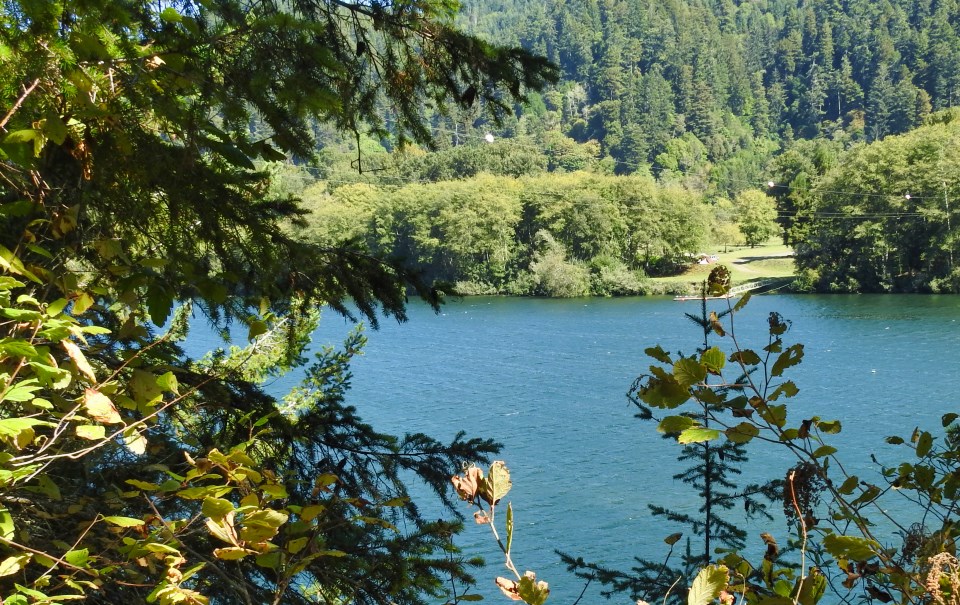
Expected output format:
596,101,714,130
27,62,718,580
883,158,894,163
189,294,960,603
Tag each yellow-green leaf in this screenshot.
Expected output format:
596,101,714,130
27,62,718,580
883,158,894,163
658,415,696,434
103,516,145,527
0,554,29,577
83,389,122,424
213,547,254,561
76,425,105,440
202,497,234,520
62,340,96,383
123,428,147,455
479,460,512,505
688,565,728,605
677,427,720,444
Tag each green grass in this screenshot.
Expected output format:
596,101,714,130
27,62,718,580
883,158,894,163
651,240,796,291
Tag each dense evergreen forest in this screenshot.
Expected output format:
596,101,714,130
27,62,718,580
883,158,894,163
294,0,960,294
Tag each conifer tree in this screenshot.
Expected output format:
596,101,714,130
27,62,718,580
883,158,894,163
559,278,780,604
0,1,556,603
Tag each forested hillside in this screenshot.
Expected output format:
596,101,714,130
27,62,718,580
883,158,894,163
283,0,960,294
458,0,958,186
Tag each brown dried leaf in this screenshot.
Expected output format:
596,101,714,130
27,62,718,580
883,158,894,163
496,577,522,601
474,510,491,525
451,465,483,502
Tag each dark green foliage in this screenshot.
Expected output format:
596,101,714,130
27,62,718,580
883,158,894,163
455,0,960,196
791,111,960,292
0,0,555,602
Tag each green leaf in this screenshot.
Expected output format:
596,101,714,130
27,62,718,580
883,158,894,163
693,387,723,405
0,417,48,448
255,550,282,569
770,344,803,377
838,476,859,495
674,358,707,388
479,460,512,505
725,423,759,444
244,509,289,528
1,381,42,403
287,536,309,554
791,567,827,605
688,565,729,605
177,486,232,500
40,110,68,145
261,483,288,500
160,7,182,22
146,287,172,326
29,475,61,501
658,415,696,434
0,509,15,539
916,431,934,457
821,534,878,561
83,390,122,427
700,347,726,373
677,427,721,444
779,428,799,441
248,320,268,341
103,516,145,528
202,497,235,520
733,290,752,312
457,595,485,602
645,345,672,364
204,136,256,170
123,429,147,455
0,338,38,358
517,573,550,605
63,548,89,567
943,413,959,427
3,129,43,157
76,425,106,440
46,298,68,317
301,504,325,522
758,404,787,428
0,554,29,577
0,244,40,283
769,381,799,400
639,372,690,409
812,445,837,458
213,547,252,561
72,292,94,315
817,420,842,434
850,484,882,507
729,349,761,366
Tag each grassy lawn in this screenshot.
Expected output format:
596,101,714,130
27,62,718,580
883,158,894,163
651,240,796,291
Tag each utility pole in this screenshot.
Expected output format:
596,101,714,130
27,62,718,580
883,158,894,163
946,180,953,270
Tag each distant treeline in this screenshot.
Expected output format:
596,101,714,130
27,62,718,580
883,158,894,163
299,172,717,297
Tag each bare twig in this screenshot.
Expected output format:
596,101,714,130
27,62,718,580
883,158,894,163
0,78,41,132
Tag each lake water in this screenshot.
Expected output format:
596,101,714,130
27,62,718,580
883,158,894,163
192,294,960,603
